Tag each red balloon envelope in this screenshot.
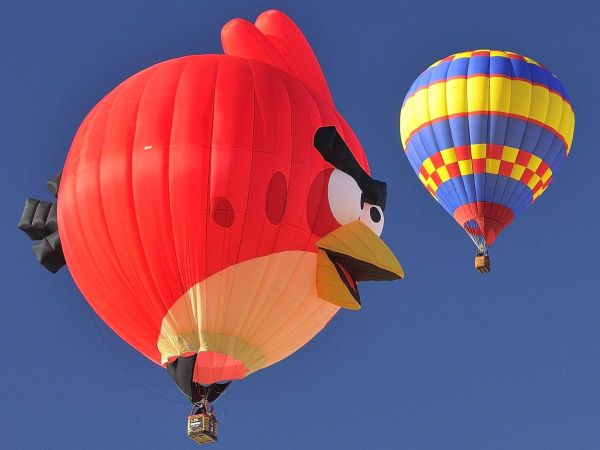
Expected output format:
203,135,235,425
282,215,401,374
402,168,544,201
56,10,403,402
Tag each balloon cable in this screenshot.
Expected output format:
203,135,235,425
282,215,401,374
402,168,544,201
84,303,187,405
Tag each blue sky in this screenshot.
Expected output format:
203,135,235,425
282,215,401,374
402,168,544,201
2,1,599,449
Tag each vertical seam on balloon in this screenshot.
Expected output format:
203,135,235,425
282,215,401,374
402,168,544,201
204,60,220,356
220,59,257,378
464,52,480,246
75,85,155,353
165,60,198,348
433,57,467,223
244,76,324,360
504,54,535,221
531,70,566,204
233,66,297,366
496,53,519,221
408,68,438,201
126,64,181,353
107,69,164,353
234,63,287,363
524,66,553,209
251,80,339,357
486,50,504,239
444,58,472,229
95,80,157,345
493,52,516,230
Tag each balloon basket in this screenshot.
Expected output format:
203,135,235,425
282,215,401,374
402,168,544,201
475,255,490,273
187,413,218,444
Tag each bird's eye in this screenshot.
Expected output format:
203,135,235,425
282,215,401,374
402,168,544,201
360,203,384,236
327,169,362,225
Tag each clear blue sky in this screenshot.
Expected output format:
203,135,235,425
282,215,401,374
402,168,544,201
2,1,599,449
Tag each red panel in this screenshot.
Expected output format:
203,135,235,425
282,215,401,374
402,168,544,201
447,162,460,178
498,161,514,177
472,159,486,173
487,144,503,160
455,146,471,160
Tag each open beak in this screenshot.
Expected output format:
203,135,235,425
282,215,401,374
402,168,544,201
316,221,404,310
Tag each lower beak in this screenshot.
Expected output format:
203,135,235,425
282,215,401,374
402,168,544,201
316,220,404,310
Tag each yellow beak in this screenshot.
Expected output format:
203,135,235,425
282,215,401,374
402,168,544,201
315,220,404,310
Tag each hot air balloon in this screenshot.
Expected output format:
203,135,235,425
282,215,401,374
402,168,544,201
18,10,403,443
400,50,574,272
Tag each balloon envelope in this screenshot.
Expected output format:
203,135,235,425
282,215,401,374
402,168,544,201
400,50,574,253
57,10,402,396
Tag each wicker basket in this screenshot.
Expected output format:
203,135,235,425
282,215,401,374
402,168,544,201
475,255,490,273
187,413,218,444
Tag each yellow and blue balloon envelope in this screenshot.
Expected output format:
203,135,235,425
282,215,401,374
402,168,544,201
400,50,574,263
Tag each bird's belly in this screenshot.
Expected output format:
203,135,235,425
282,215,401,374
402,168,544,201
158,250,339,383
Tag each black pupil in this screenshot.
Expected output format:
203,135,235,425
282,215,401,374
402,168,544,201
369,206,381,223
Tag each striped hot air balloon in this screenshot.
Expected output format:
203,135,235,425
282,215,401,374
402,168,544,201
400,50,574,272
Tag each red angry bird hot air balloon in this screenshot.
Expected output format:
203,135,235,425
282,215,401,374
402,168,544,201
18,10,403,443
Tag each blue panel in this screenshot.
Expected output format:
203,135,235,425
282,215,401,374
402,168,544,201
403,54,570,104
436,174,533,217
467,55,490,76
405,114,567,173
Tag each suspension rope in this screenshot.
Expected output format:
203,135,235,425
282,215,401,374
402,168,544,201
84,304,187,405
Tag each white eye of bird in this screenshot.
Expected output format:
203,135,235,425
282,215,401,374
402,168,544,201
327,169,362,225
360,202,384,236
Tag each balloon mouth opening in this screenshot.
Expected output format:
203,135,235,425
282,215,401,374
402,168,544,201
453,201,515,250
323,250,361,303
170,351,249,385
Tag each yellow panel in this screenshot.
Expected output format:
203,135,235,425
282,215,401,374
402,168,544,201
486,159,501,174
524,56,542,67
559,106,575,150
489,76,512,113
466,76,490,112
412,88,432,126
454,51,474,60
511,164,526,179
490,50,507,58
437,166,451,183
458,159,473,175
544,92,564,130
526,155,542,171
501,146,519,163
541,170,552,183
566,109,575,154
418,172,427,185
427,83,448,118
427,178,438,192
508,80,533,117
446,78,467,116
471,144,486,159
527,174,541,190
534,185,548,199
400,107,415,149
441,147,457,164
529,85,550,123
423,158,435,174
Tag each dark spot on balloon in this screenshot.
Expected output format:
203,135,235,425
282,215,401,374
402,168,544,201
265,172,287,225
211,196,234,227
306,168,337,236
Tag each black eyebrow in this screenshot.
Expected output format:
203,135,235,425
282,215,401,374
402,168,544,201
313,126,387,210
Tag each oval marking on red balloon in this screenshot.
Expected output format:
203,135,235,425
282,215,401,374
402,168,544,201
306,168,338,236
265,171,287,225
211,196,235,227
